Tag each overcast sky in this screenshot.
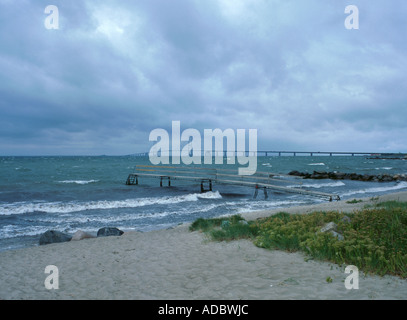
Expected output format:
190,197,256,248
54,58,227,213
1,0,406,155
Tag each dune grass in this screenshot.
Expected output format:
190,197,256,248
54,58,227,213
189,215,259,241
190,201,407,278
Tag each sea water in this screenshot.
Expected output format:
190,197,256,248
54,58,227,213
1,155,407,252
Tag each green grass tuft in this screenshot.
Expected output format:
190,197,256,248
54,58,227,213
346,199,363,204
190,214,259,241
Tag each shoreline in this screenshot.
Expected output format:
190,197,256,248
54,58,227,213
1,191,407,300
240,190,407,221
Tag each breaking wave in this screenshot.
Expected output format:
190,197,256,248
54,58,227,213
287,181,346,189
58,180,99,185
0,191,222,216
341,181,407,197
301,181,346,189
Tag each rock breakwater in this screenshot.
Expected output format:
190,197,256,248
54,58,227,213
288,170,407,182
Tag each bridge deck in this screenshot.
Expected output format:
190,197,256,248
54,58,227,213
126,165,340,201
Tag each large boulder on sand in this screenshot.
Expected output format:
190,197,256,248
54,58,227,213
97,227,124,237
39,230,72,245
71,230,96,241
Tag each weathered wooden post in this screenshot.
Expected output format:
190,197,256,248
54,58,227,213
253,185,259,199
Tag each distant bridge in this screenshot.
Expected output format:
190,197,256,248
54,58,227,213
129,151,407,157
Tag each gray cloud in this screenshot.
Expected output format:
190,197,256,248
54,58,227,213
0,0,406,155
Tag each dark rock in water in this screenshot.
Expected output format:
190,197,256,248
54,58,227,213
97,227,124,237
288,170,303,176
348,173,361,180
381,175,394,182
288,170,407,182
39,230,72,245
311,171,328,179
334,172,347,180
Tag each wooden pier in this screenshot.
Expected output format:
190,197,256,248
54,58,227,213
126,165,341,201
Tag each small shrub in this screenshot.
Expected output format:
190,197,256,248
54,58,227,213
190,215,259,241
346,199,363,204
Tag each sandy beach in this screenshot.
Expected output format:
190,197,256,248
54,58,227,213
1,191,407,300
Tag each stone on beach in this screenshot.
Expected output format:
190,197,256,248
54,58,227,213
320,222,338,233
319,222,344,241
71,230,96,241
39,230,72,245
341,215,351,224
97,227,124,237
330,231,344,241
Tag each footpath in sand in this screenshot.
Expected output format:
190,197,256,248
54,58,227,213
1,191,407,300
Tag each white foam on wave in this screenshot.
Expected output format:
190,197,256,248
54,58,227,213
58,180,99,185
375,167,393,170
223,199,307,214
0,224,52,239
308,163,325,166
287,181,346,189
0,201,226,239
341,181,407,197
196,191,223,199
301,181,346,189
34,202,224,226
0,191,222,216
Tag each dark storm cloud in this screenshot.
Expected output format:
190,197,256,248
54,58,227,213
0,0,406,155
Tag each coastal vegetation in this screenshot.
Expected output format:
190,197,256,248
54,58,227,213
190,215,258,242
190,201,407,278
346,199,363,204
